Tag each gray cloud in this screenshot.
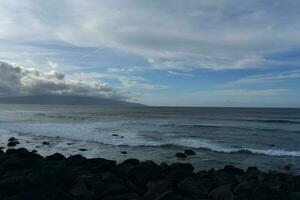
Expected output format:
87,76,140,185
0,61,129,99
1,0,300,70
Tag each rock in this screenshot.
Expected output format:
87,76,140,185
32,150,38,153
49,191,75,200
290,192,300,200
7,141,20,147
79,148,87,151
175,152,187,158
184,149,196,155
42,141,50,145
144,180,173,199
234,180,258,199
69,181,88,196
219,165,244,175
127,160,161,186
121,151,127,154
169,163,194,172
177,176,207,197
102,193,139,200
8,137,17,142
46,153,65,161
112,134,119,137
209,184,234,200
284,164,293,171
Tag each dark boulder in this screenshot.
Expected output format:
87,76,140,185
42,141,50,145
175,152,187,158
46,153,65,161
8,137,17,142
184,149,196,156
208,184,234,200
219,165,244,175
284,164,293,171
79,148,87,151
7,141,19,147
177,176,208,197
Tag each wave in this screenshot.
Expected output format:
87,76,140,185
239,119,300,124
1,122,300,157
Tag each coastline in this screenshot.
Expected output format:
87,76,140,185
0,148,299,200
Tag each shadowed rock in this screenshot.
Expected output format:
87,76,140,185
0,148,298,200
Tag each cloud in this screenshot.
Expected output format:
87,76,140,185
1,0,300,70
167,71,194,77
0,60,129,99
68,72,170,90
229,70,300,85
213,89,288,96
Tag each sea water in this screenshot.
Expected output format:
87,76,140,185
0,104,299,173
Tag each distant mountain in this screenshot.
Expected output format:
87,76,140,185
0,95,145,106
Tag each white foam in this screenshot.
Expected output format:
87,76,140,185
0,122,299,157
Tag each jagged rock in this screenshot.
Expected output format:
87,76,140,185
209,184,234,200
42,141,50,145
177,176,207,197
184,149,196,155
46,153,65,161
8,137,17,142
7,141,19,147
175,152,187,158
79,148,87,151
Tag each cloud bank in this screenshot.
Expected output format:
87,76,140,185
0,61,129,99
1,0,300,70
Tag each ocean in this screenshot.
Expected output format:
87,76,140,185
0,104,300,174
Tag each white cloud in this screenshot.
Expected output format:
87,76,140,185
213,89,288,96
1,0,300,70
229,70,300,85
0,60,129,99
68,72,170,90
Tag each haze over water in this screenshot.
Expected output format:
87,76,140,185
0,104,299,174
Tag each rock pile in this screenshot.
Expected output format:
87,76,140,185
0,148,299,200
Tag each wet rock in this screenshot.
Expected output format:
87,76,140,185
284,164,293,171
184,149,196,155
8,137,17,142
175,152,187,158
42,141,50,145
7,141,20,147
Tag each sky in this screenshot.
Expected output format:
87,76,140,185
0,0,300,107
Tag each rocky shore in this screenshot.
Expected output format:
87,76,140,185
0,148,299,200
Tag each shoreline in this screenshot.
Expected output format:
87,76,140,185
0,148,299,200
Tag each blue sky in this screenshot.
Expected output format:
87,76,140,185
0,0,300,107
